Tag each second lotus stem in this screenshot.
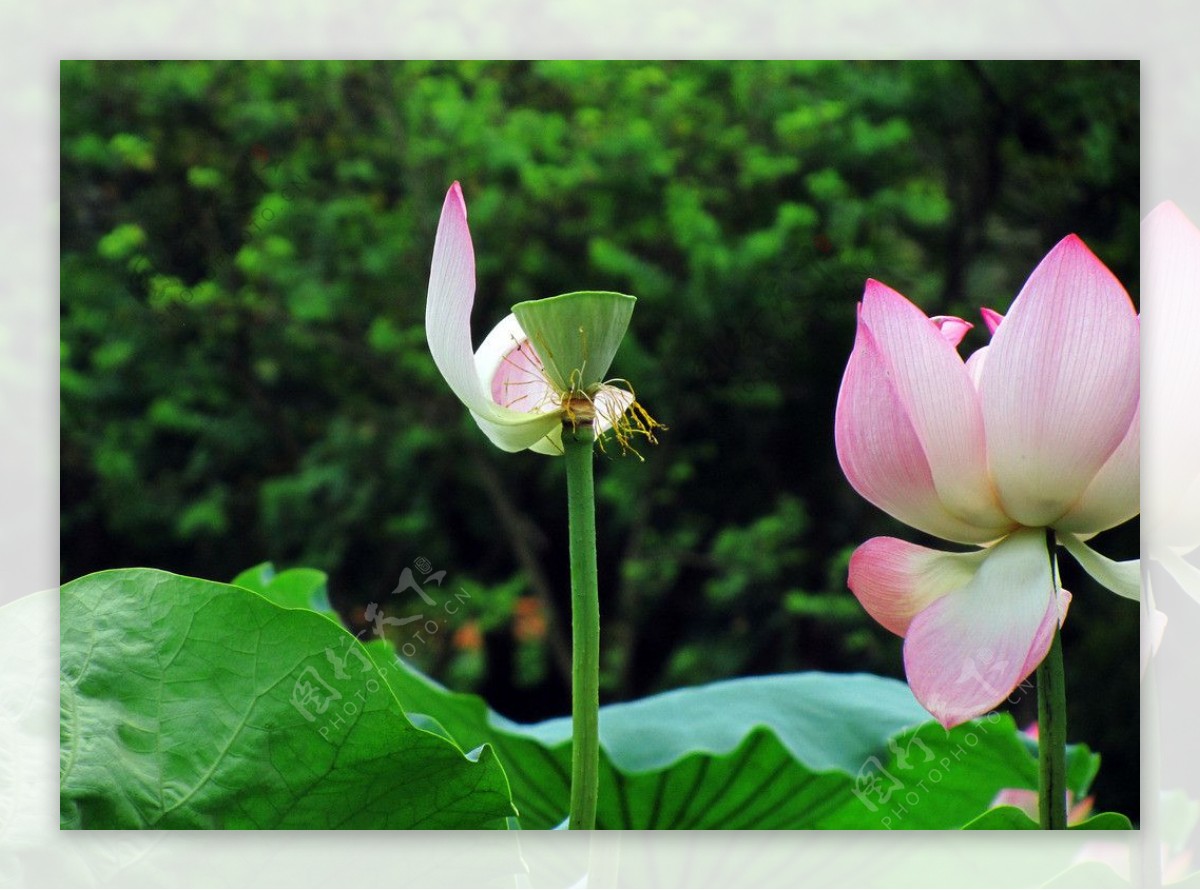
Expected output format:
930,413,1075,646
1037,529,1068,830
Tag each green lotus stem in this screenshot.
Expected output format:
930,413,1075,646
563,419,600,830
1037,529,1068,830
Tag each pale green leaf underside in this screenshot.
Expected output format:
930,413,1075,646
383,659,1101,830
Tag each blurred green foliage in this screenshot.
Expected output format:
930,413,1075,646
60,60,1140,817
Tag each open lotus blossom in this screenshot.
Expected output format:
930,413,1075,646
426,182,660,456
836,234,1140,727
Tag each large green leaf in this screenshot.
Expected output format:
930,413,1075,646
381,657,1101,829
60,568,515,829
230,561,331,612
962,806,1133,830
228,561,1105,830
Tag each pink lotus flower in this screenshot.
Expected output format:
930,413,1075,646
991,787,1095,826
836,235,1139,727
990,724,1095,824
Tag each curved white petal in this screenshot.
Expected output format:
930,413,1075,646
463,408,560,453
425,183,562,453
1056,405,1139,535
1058,532,1141,601
980,235,1140,526
528,428,565,456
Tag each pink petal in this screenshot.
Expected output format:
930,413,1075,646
836,311,1010,545
489,341,549,409
426,184,562,452
980,307,1004,335
930,315,973,348
847,537,987,636
1056,405,1139,535
474,313,559,414
1069,795,1095,824
904,529,1061,728
979,235,1140,527
427,183,490,413
860,281,1010,531
991,788,1038,820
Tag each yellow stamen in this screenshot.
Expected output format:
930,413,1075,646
590,379,666,460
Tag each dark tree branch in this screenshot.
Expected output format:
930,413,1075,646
471,452,574,683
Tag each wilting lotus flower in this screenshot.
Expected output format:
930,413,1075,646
426,182,658,455
427,182,663,829
836,235,1139,727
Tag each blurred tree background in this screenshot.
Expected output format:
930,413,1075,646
60,60,1140,819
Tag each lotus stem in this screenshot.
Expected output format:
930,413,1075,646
563,420,600,830
1037,529,1068,830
